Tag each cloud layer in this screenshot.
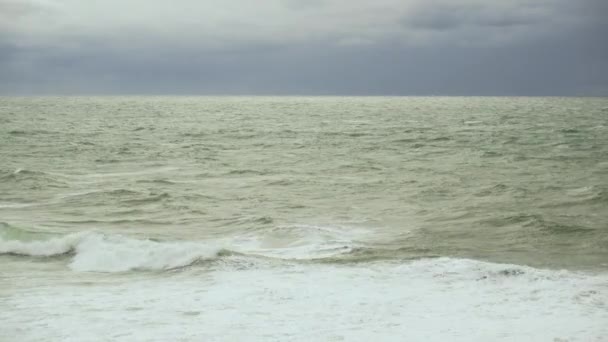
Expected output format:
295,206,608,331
0,0,606,95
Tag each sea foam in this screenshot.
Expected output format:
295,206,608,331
2,257,606,341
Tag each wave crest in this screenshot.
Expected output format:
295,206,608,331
0,231,222,272
0,231,84,257
0,223,369,272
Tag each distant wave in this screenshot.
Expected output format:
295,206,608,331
0,168,69,188
7,129,54,136
54,188,172,206
483,213,597,234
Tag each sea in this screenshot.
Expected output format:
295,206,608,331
1,96,607,341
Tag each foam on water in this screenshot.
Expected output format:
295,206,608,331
70,233,222,272
230,224,368,259
2,227,606,340
1,257,606,341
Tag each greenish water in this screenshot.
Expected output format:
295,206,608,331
1,97,607,341
2,96,607,268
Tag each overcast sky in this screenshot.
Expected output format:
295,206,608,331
1,0,606,95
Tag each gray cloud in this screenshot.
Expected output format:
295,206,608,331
0,0,49,18
402,3,540,31
283,0,328,11
0,0,606,95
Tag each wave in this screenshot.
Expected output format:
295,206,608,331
0,168,69,188
56,188,172,206
0,231,223,272
71,234,222,272
0,202,36,209
8,129,54,136
482,213,597,234
1,168,47,180
0,231,86,257
225,169,268,176
135,179,178,185
0,224,366,272
565,185,608,205
1,222,604,274
230,224,369,259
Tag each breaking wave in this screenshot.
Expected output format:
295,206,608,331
0,231,223,272
0,223,379,272
1,223,606,275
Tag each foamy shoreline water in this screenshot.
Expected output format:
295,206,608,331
2,228,608,341
2,256,607,341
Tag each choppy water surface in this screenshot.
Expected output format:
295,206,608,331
1,97,607,341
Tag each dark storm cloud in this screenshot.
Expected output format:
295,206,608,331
0,36,597,96
0,0,606,95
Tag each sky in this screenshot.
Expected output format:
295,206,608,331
0,0,606,95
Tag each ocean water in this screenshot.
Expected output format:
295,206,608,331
1,96,607,341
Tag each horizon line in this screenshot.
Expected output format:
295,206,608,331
1,94,606,98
